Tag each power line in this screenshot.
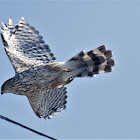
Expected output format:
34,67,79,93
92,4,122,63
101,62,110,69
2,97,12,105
0,115,57,140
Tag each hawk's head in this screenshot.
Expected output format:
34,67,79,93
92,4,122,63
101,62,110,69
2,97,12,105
1,78,13,95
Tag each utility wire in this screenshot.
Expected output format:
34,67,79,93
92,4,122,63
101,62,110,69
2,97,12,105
0,115,57,140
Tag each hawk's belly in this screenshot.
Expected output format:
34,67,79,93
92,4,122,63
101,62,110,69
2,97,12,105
11,64,64,94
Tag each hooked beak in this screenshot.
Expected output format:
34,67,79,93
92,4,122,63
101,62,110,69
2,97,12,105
1,84,4,95
1,91,4,95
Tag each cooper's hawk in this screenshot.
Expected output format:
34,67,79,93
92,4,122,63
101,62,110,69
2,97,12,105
0,17,115,119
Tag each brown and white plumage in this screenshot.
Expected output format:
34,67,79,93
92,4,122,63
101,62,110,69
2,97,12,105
0,17,115,119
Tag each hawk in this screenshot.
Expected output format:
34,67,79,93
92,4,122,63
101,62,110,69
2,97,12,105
0,17,115,119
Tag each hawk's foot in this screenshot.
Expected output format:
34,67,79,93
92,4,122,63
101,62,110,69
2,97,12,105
64,77,74,85
62,69,72,72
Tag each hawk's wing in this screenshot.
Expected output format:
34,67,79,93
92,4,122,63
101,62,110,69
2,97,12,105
0,17,56,73
26,87,67,119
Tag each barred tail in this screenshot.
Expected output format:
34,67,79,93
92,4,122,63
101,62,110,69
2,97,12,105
68,45,115,77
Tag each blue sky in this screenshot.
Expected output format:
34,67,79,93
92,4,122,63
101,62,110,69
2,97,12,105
0,0,140,139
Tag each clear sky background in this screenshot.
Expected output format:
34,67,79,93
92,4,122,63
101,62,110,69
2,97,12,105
0,0,140,139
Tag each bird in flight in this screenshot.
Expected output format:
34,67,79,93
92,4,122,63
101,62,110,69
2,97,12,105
0,17,115,119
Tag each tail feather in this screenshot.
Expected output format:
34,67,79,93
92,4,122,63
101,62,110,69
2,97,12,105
104,50,112,59
107,59,115,66
93,65,112,74
68,45,115,77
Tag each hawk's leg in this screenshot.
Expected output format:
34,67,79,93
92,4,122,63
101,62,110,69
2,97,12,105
62,69,72,72
64,77,74,85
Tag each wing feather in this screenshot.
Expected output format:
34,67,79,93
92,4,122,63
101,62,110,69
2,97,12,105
0,17,56,73
26,87,67,119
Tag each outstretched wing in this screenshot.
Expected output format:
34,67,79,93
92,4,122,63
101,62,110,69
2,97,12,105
26,87,67,119
0,17,56,73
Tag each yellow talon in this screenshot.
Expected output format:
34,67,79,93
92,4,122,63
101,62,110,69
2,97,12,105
62,69,72,72
64,77,74,85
